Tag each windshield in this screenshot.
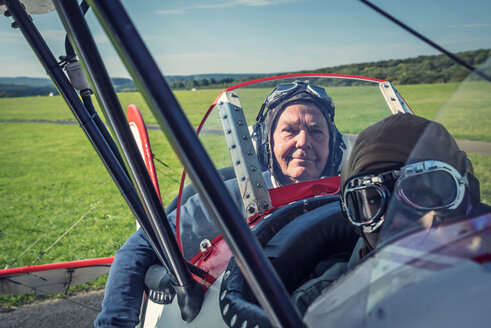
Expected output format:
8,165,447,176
304,58,491,327
379,58,491,244
177,73,410,259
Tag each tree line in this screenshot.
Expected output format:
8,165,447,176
1,48,489,97
0,83,59,98
168,48,491,89
167,77,236,90
309,48,491,85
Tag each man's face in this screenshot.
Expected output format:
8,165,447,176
272,103,330,183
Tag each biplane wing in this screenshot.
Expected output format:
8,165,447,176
0,0,55,15
0,104,160,297
0,257,112,296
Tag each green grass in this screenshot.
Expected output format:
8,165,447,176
326,85,392,133
433,81,491,141
3,82,488,140
0,95,76,122
232,84,396,134
0,89,221,127
0,123,182,307
397,83,460,119
1,81,490,307
469,153,491,205
0,123,182,268
2,82,488,139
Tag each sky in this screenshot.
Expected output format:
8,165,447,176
0,0,490,78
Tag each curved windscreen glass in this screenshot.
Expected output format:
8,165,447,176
305,58,491,327
176,74,408,259
379,58,491,243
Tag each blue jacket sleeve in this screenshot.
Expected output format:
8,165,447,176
95,173,266,326
94,228,157,327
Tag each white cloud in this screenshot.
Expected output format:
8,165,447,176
449,23,491,28
154,51,267,74
0,31,24,43
0,60,49,77
141,34,162,41
437,35,491,47
93,33,111,44
0,31,19,37
155,7,189,15
0,56,15,61
460,23,491,28
149,39,438,76
101,56,131,78
40,29,66,42
37,30,115,44
155,0,304,15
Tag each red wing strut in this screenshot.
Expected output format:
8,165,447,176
127,104,162,202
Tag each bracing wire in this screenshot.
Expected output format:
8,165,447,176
360,0,491,83
30,201,101,265
3,274,106,310
4,224,56,269
153,156,181,184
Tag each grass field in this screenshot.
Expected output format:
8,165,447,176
1,81,490,307
0,89,219,126
0,124,182,307
0,82,461,126
1,81,488,140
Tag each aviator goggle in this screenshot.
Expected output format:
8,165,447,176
256,80,335,123
341,160,468,232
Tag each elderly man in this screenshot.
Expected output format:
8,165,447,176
255,80,345,186
95,81,346,327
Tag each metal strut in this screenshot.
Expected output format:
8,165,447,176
53,0,204,321
2,0,173,288
85,0,305,326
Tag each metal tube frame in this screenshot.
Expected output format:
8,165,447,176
87,0,305,326
2,0,171,272
52,0,195,290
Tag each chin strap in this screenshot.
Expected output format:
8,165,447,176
360,233,375,251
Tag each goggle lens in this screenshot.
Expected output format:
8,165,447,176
398,170,457,209
261,81,334,121
345,186,384,224
274,83,297,93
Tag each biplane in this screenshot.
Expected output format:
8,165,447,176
1,1,490,327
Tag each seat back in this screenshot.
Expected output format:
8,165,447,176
165,166,236,215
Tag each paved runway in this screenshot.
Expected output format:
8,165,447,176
0,289,104,328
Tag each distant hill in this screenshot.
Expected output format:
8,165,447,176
0,83,58,98
166,48,491,89
306,48,491,85
111,78,137,93
0,77,54,88
0,77,138,97
0,75,259,97
1,48,489,97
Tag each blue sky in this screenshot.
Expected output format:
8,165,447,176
1,0,490,77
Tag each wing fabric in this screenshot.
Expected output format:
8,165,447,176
0,257,113,295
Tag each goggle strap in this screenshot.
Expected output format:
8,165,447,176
467,172,481,206
256,101,267,123
344,164,402,189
